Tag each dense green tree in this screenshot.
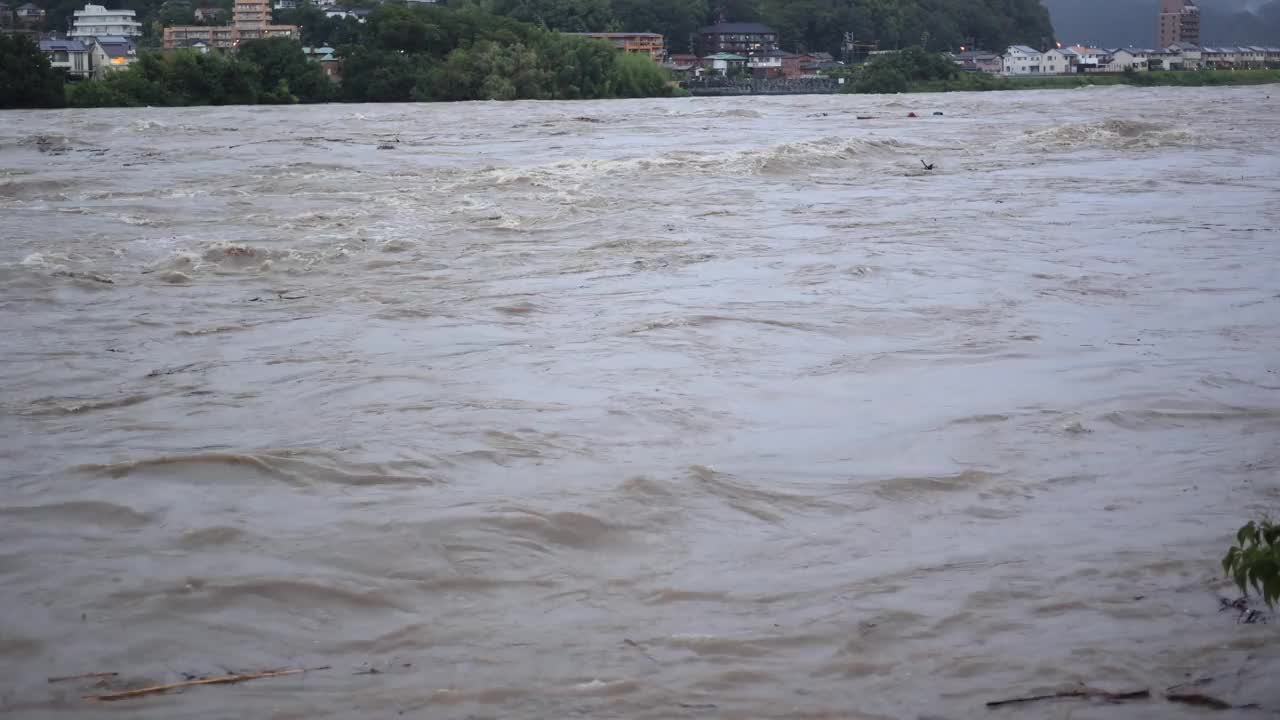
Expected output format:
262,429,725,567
748,0,1053,57
237,37,334,102
610,0,709,53
1224,519,1280,609
848,45,956,93
274,2,366,47
611,50,671,96
0,34,65,108
65,41,334,107
478,0,613,32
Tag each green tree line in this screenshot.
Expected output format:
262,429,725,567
440,0,1054,56
64,36,337,106
23,0,1054,57
1,4,676,108
336,3,670,102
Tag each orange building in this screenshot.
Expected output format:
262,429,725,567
163,0,297,50
571,32,665,62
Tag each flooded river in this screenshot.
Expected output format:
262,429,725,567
2,86,1279,719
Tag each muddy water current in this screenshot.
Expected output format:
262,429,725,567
2,87,1280,719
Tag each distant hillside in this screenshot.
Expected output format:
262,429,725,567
452,0,1055,56
1042,0,1280,47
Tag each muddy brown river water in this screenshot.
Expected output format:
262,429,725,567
2,86,1279,719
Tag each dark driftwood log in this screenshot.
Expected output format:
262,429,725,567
986,688,1150,708
1166,692,1234,710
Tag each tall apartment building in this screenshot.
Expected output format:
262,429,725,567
1158,0,1200,48
697,22,778,58
163,0,297,50
69,4,141,38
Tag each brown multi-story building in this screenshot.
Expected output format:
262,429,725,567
163,0,296,50
570,32,665,62
1158,0,1200,48
697,22,778,58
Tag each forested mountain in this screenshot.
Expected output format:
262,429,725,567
26,0,1056,57
1042,0,1280,48
447,0,1055,55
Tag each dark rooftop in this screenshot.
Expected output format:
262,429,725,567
699,22,776,35
39,39,88,51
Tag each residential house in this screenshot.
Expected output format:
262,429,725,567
1206,46,1267,68
39,38,91,78
163,0,297,49
781,52,808,77
1106,48,1151,72
324,7,371,22
272,0,295,8
664,53,704,79
1066,45,1110,71
193,6,226,21
951,49,1003,74
1042,47,1077,74
302,45,340,80
704,52,747,75
1002,45,1043,75
0,3,13,27
1237,46,1267,68
16,2,45,27
90,35,136,75
747,48,786,77
801,57,843,75
697,22,778,58
1166,42,1203,69
569,32,665,62
1266,47,1280,67
70,4,142,39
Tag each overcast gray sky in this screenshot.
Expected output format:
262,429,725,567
1042,0,1280,47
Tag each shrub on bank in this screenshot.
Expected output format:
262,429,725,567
0,34,66,109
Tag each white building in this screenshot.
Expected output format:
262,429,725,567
1107,49,1151,72
1065,45,1109,71
747,48,785,75
1003,45,1043,75
38,38,91,78
90,36,135,77
1043,48,1077,74
69,4,140,39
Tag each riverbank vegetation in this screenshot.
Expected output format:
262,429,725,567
433,0,1054,58
1224,519,1280,609
0,34,68,108
65,37,335,106
334,4,672,103
6,3,675,108
28,0,1055,58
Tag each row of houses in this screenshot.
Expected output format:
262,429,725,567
38,35,136,78
0,2,46,27
957,43,1280,76
666,50,840,79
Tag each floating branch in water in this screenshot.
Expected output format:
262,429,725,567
49,672,118,683
86,667,330,702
